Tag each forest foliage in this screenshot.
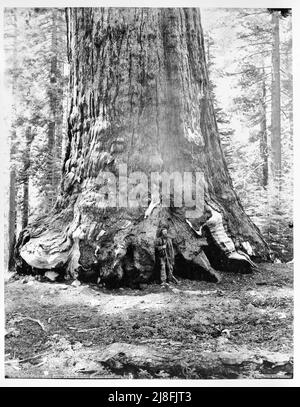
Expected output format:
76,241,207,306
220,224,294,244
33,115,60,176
4,8,68,231
203,8,293,261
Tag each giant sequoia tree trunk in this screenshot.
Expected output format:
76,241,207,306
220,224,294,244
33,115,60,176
17,8,269,286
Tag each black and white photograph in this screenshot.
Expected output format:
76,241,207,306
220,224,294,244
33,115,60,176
0,0,297,386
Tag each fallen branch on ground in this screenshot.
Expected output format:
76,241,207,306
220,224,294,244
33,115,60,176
5,352,49,365
77,327,99,333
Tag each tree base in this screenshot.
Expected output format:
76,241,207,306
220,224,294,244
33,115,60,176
15,205,228,287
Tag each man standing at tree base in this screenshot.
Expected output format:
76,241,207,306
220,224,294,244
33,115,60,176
155,226,179,287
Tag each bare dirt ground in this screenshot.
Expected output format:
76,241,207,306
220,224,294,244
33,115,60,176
5,263,293,379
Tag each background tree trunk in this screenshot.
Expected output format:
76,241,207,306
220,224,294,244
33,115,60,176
18,8,269,286
271,11,281,185
21,127,33,229
8,169,16,270
7,9,18,270
46,8,59,209
260,72,268,188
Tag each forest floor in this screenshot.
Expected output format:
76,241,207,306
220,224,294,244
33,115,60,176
5,263,293,380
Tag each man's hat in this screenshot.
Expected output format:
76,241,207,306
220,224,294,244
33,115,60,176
157,223,169,237
159,223,169,230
